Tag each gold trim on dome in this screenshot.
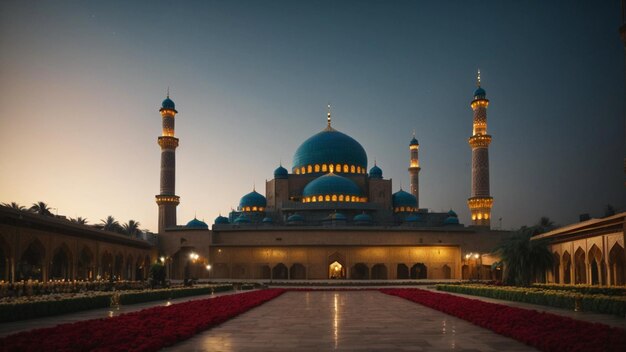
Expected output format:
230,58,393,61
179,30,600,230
293,163,366,175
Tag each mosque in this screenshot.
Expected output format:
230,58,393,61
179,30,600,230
157,74,507,281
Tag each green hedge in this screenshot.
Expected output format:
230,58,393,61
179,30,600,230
119,284,233,305
436,284,626,317
531,283,626,296
0,294,112,323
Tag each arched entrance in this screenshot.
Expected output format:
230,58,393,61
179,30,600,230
272,263,288,280
135,257,145,281
552,252,560,283
588,245,602,285
410,263,427,279
17,239,45,281
51,244,72,280
574,248,586,284
562,251,571,284
461,265,469,279
77,246,94,280
114,253,124,280
258,264,271,279
126,255,133,280
101,251,113,280
329,261,345,279
609,243,625,285
442,264,452,279
0,237,11,282
371,264,387,280
396,264,409,279
351,263,369,280
290,263,306,280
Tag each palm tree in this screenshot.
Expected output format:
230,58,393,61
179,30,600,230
604,204,616,217
98,216,122,233
122,220,141,238
70,217,88,225
29,201,53,216
1,202,26,211
535,217,556,234
496,225,554,286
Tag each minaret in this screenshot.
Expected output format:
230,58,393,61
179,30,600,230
155,93,180,233
408,131,421,208
467,70,493,228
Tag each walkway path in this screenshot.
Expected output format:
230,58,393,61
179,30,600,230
163,291,537,352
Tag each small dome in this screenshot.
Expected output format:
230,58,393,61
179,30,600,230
353,213,372,224
303,173,361,198
161,97,176,110
405,214,421,223
234,214,251,224
369,164,383,179
410,136,419,146
274,165,288,179
262,217,273,224
444,216,460,225
287,213,304,224
328,212,347,221
447,209,458,218
473,87,486,99
186,218,208,229
292,128,367,172
239,190,267,210
214,215,230,224
392,190,417,208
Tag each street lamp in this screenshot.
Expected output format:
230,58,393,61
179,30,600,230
205,264,212,271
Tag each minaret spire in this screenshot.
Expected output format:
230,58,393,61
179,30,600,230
156,94,180,233
408,131,421,208
327,104,332,128
476,69,481,87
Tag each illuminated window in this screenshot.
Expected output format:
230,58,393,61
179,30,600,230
322,164,327,172
477,213,483,220
350,165,355,173
343,164,349,173
252,206,257,211
357,166,361,173
314,164,320,172
338,195,344,201
318,195,323,202
332,195,337,201
301,166,305,174
295,169,300,175
484,213,489,219
336,164,341,173
311,197,316,203
324,195,330,201
351,196,356,202
307,165,312,173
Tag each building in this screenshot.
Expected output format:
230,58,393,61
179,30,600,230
159,75,506,281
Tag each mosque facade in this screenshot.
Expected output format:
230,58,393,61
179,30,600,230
158,78,506,281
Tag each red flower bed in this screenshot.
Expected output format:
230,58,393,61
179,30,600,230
381,288,626,352
0,289,285,352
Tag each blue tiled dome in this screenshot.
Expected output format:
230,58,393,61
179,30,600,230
392,190,417,208
405,214,421,223
214,215,229,224
239,190,267,209
186,218,208,229
274,165,288,179
369,164,382,179
328,212,347,221
474,87,486,99
293,128,367,172
448,209,458,218
234,214,251,224
161,97,176,110
444,216,460,225
287,213,304,223
262,217,273,224
410,136,419,146
303,174,361,197
353,213,372,224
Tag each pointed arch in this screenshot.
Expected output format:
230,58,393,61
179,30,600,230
17,239,45,281
0,236,11,282
562,251,572,284
608,243,625,286
51,243,73,280
574,247,586,284
552,252,560,283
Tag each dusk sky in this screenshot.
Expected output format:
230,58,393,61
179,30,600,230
0,0,624,232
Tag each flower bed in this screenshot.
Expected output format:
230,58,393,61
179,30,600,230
0,280,149,298
436,284,626,317
0,284,233,323
382,288,626,352
0,289,285,352
532,283,626,296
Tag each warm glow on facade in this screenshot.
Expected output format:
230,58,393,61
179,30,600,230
292,163,366,175
302,195,367,203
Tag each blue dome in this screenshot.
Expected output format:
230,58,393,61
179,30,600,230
214,215,229,224
293,128,367,172
287,213,304,223
262,217,273,224
234,214,251,224
474,87,486,99
410,137,419,146
369,164,382,179
392,190,417,208
444,216,460,225
303,174,361,198
405,214,421,223
161,97,176,110
274,165,288,179
448,209,458,218
239,190,267,210
353,213,372,224
186,218,208,229
328,212,347,221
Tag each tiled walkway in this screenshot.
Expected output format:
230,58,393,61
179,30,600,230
163,291,537,352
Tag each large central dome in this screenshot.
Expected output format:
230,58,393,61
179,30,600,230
292,127,368,175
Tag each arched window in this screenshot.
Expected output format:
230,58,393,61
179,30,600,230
295,169,300,175
325,195,331,201
322,164,327,172
307,165,312,173
301,166,305,174
472,214,476,220
350,165,355,173
339,195,344,202
314,164,320,172
351,196,356,202
311,197,317,203
357,166,361,173
477,213,483,220
336,164,341,173
343,164,349,172
318,195,323,202
252,206,258,211
332,195,337,201
484,213,489,219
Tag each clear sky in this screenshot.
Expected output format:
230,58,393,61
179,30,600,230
0,0,624,232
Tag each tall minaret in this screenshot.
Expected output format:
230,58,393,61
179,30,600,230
408,131,421,208
155,94,180,233
467,70,493,228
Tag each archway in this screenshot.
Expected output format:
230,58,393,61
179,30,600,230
232,264,247,279
258,264,271,279
135,257,145,281
17,239,45,281
272,263,288,280
396,264,409,279
329,261,345,279
552,252,560,284
609,243,625,286
101,251,113,280
0,237,11,282
351,263,369,280
574,248,586,284
410,263,427,279
371,264,387,280
290,263,306,280
461,265,469,280
114,253,124,280
562,251,571,284
442,264,452,279
588,245,602,285
77,246,94,280
51,244,72,280
126,255,133,280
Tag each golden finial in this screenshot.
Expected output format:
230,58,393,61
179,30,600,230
477,69,481,87
327,104,331,128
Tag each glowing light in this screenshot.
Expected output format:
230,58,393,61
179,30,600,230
206,264,212,271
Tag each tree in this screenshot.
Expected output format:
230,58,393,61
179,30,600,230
1,202,26,211
98,216,122,233
70,217,88,225
122,220,141,238
29,201,53,216
535,217,556,234
496,221,554,286
604,204,616,217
